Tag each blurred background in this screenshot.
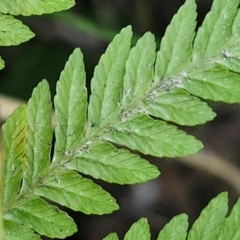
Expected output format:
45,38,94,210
2,0,240,239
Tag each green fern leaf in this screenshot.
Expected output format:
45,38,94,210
217,6,240,74
155,0,197,79
0,13,34,46
193,0,239,61
188,192,228,240
122,31,156,106
157,214,188,240
103,233,119,240
218,36,240,73
2,105,27,206
34,169,119,214
179,65,240,103
88,26,132,130
124,218,150,240
0,0,75,16
217,198,240,240
54,48,87,161
22,80,52,191
4,0,240,238
4,220,41,240
141,88,216,126
66,141,160,184
103,114,203,157
5,195,77,238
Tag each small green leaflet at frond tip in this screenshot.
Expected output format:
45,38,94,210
0,0,75,16
0,13,34,46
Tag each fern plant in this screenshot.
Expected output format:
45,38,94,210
2,0,240,239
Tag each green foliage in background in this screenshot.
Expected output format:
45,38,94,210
104,192,240,240
2,0,240,239
0,0,75,69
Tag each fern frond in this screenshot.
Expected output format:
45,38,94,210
0,0,75,16
104,192,240,240
3,0,240,239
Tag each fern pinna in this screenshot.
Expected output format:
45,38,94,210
2,0,240,239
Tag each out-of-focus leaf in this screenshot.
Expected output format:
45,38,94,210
0,13,34,46
0,0,75,16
